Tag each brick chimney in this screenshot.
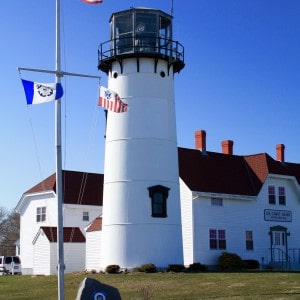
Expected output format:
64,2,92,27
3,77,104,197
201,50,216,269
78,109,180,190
222,140,234,155
195,130,206,154
276,144,285,162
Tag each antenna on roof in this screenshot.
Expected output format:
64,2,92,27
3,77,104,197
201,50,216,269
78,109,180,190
171,0,174,16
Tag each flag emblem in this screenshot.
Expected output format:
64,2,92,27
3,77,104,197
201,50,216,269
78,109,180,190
36,84,54,98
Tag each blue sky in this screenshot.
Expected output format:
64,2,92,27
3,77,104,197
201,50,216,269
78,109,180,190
1,0,299,210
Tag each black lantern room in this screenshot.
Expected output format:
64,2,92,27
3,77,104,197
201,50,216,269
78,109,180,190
98,8,184,74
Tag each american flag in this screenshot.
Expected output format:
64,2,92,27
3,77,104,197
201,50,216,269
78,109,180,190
98,86,128,113
82,0,103,4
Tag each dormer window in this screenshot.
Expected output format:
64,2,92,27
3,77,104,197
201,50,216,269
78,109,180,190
148,185,170,218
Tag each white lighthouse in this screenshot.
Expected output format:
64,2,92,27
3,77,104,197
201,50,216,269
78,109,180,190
98,7,185,270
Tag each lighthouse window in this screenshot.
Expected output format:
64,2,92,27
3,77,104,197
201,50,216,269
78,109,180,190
115,14,134,54
148,185,170,218
152,193,165,216
159,16,172,56
135,13,157,52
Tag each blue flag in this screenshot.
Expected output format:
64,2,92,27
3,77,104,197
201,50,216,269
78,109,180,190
21,79,63,105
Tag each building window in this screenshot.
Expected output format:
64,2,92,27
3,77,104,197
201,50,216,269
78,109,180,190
36,207,46,223
274,232,281,246
209,229,226,250
211,197,223,206
148,185,170,218
83,211,89,221
278,187,286,205
246,230,254,250
268,186,276,204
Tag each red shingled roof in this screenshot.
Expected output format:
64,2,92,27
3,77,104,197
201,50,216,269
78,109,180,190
285,162,300,184
25,170,103,206
86,217,102,232
23,150,300,204
40,226,85,243
178,147,300,196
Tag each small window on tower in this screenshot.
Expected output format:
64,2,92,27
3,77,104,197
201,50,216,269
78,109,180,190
148,185,170,218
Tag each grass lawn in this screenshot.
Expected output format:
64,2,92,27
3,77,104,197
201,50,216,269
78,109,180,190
0,271,300,299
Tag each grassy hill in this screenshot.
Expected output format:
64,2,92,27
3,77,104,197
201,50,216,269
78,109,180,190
0,271,300,299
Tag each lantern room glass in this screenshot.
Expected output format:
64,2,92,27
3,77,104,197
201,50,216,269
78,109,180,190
111,10,173,55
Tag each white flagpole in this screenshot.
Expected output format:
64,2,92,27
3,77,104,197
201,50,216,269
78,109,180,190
55,0,65,299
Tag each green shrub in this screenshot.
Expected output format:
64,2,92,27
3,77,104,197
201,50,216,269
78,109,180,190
137,263,157,273
243,259,260,269
167,264,185,273
187,262,207,272
105,264,120,274
218,252,246,271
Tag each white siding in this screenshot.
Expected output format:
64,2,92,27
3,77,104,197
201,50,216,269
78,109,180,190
19,192,56,274
49,243,57,275
193,193,261,266
33,231,51,275
34,237,85,275
64,243,86,273
262,176,300,261
191,175,300,267
86,231,102,272
63,205,102,236
17,192,101,274
179,179,194,266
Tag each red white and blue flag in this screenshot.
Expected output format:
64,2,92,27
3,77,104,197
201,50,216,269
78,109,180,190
82,0,103,4
99,86,128,113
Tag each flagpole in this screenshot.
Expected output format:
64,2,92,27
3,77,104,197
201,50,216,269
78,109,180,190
55,0,65,299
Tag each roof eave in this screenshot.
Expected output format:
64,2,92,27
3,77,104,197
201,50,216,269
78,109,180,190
192,191,256,201
15,190,56,214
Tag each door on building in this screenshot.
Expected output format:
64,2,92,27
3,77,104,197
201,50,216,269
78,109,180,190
270,226,288,262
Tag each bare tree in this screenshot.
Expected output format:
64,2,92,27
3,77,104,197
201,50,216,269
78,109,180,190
0,207,20,256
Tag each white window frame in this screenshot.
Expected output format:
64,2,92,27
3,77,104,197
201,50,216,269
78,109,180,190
36,207,46,223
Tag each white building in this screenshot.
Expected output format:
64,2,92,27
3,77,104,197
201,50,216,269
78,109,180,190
16,131,300,272
32,227,85,275
15,170,103,275
15,6,300,272
179,130,300,269
85,216,102,272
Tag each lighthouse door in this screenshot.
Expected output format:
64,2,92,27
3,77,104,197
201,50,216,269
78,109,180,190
270,226,288,262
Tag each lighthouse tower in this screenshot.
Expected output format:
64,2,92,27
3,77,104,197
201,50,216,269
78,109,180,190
98,7,185,270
